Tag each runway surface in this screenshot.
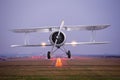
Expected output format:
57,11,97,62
0,56,120,80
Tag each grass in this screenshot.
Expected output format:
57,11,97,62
0,57,120,80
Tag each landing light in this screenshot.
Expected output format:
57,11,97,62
41,42,46,47
71,41,77,47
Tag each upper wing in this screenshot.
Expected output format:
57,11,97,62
63,24,110,31
10,27,58,33
10,24,110,33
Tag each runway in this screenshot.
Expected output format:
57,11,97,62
0,56,120,80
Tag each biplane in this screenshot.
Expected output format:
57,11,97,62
11,20,110,59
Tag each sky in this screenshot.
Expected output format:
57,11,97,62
0,0,120,57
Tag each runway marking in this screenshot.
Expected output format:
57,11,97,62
55,58,62,67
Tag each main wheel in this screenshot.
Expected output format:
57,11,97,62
67,50,71,58
47,51,51,59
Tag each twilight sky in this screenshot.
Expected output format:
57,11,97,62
0,0,120,56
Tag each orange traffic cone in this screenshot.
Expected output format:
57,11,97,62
55,58,62,67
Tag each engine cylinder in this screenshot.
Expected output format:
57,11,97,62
49,31,66,47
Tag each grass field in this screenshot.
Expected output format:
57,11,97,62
0,56,120,80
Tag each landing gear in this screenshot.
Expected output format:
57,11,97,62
47,47,71,59
47,51,51,59
66,50,71,58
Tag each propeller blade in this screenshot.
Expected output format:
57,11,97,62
51,20,64,52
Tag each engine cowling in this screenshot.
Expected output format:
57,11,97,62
49,31,66,47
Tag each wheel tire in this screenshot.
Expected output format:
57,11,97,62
47,51,51,59
67,50,71,58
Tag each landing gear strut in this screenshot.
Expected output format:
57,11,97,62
66,50,71,58
47,47,71,59
47,51,51,59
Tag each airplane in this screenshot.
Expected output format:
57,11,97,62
10,20,110,59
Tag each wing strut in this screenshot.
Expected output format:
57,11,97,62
24,33,29,45
90,30,96,42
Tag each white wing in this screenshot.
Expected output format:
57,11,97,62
65,41,109,45
10,24,110,33
11,41,109,47
63,24,110,31
10,27,57,33
11,44,52,47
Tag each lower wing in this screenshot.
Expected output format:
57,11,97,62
65,41,109,45
11,44,52,47
11,41,109,47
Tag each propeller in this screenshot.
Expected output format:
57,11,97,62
51,20,64,52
